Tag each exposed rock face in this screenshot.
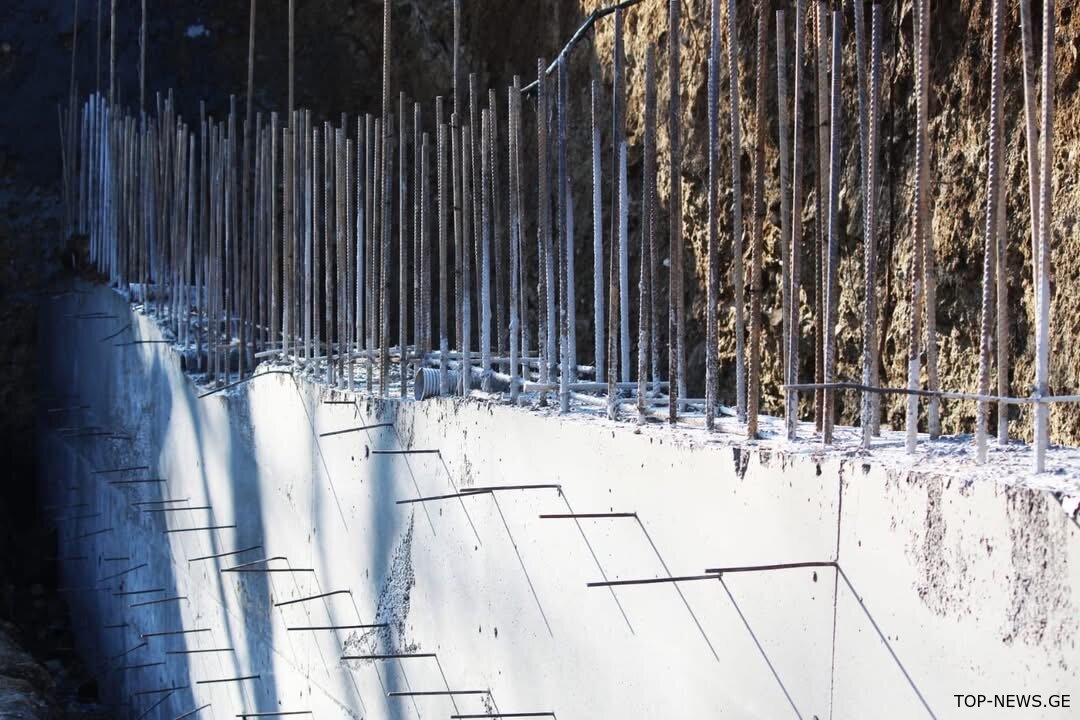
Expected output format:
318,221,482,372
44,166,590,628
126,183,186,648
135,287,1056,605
577,0,1080,442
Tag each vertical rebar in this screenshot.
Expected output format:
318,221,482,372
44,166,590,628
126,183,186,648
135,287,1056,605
776,8,791,413
812,0,829,430
1020,0,1041,356
480,108,493,394
399,94,408,396
271,113,279,354
370,117,380,391
976,0,1005,464
452,111,463,365
537,58,552,402
668,0,683,423
415,103,424,358
557,58,570,413
748,11,767,439
822,10,842,445
591,79,605,382
509,82,522,404
786,0,806,440
862,4,882,448
108,0,115,106
920,0,940,441
489,89,508,361
327,122,337,385
1034,0,1056,472
459,123,472,392
438,99,450,395
139,0,146,116
706,0,720,430
337,124,347,387
727,0,746,424
283,125,293,357
906,0,929,453
420,129,431,363
381,117,393,396
638,46,658,424
96,0,102,95
288,0,294,119
346,135,355,386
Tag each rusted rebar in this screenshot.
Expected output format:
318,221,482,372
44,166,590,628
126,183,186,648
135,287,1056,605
976,0,1005,464
1034,0,1056,472
748,10,767,440
785,0,807,440
706,0,720,429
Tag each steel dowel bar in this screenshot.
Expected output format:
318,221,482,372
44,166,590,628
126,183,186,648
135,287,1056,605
288,624,388,631
388,690,489,697
222,556,287,571
319,422,394,437
167,648,235,655
463,484,562,494
587,573,717,588
98,563,148,582
135,691,176,720
371,449,441,455
396,489,492,505
188,545,262,563
93,465,150,474
450,714,555,719
98,322,131,341
134,498,190,507
197,370,293,399
104,623,129,629
273,589,351,607
111,641,147,660
77,527,113,538
235,713,312,718
164,524,236,534
114,588,166,597
130,595,187,608
703,560,836,575
226,567,316,573
132,684,190,697
117,662,165,671
143,506,212,513
142,628,210,639
538,512,636,520
174,704,212,719
196,674,260,685
109,478,168,485
341,653,437,661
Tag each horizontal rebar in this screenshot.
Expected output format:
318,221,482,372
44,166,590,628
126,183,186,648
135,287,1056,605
287,624,387,631
188,544,262,562
318,423,393,437
273,589,350,607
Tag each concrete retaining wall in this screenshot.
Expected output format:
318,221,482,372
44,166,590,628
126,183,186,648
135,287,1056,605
39,285,1080,719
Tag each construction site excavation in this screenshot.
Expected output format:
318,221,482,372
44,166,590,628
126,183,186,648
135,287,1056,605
2,0,1079,718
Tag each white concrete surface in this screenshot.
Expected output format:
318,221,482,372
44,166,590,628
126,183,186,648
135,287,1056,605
38,285,1080,720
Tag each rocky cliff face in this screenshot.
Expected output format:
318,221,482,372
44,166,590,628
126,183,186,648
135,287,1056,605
577,0,1080,442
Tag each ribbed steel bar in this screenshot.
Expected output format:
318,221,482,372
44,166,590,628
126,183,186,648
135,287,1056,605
786,0,807,440
976,0,1005,464
705,0,720,430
